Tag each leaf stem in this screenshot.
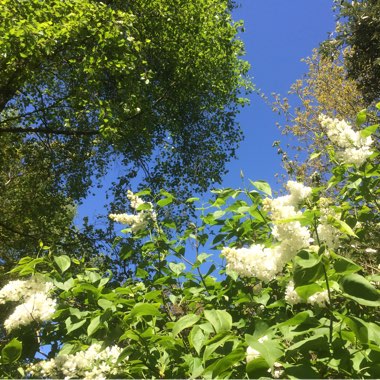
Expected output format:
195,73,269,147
314,217,333,344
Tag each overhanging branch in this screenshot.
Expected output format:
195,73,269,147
0,127,100,136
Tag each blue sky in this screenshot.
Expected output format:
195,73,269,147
222,0,335,189
78,1,335,221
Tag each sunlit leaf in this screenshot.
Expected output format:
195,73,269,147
1,339,22,364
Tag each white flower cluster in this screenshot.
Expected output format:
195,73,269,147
284,281,302,305
308,290,329,307
222,245,281,283
285,281,330,308
316,198,341,249
319,114,373,166
317,224,340,249
263,181,313,265
28,343,125,380
0,277,53,303
0,277,56,332
109,190,157,233
223,181,312,281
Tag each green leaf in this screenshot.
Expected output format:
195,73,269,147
246,357,270,379
58,343,75,356
344,316,369,344
143,290,162,301
203,333,233,361
204,310,232,333
245,335,283,367
293,257,324,286
2,338,22,364
276,311,313,328
98,298,114,310
54,278,75,291
284,363,320,379
186,197,199,203
10,258,44,275
212,234,227,245
129,303,162,319
172,314,200,337
54,255,71,273
87,315,101,336
368,322,380,345
295,250,321,268
136,203,151,211
309,151,322,161
249,180,272,196
189,325,206,355
210,348,245,377
295,283,323,299
66,318,86,334
136,268,149,278
340,274,380,306
196,253,212,263
360,123,379,138
287,335,329,353
328,216,357,237
333,255,362,275
157,197,173,207
356,109,367,126
119,329,141,343
169,262,186,275
212,210,226,220
73,283,99,296
187,356,204,379
251,321,269,340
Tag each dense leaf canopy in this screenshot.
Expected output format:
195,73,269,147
326,0,380,103
0,0,250,262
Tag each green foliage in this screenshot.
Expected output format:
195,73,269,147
326,0,380,103
0,113,379,379
1,339,22,364
0,0,251,267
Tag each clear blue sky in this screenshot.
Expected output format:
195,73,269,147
222,0,335,189
78,0,335,222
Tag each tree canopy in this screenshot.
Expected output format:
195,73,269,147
0,2,380,378
0,0,250,263
0,108,379,379
324,0,380,103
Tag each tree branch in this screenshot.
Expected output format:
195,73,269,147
0,126,100,136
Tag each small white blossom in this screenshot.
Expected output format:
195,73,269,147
307,290,329,307
317,223,340,249
319,114,373,166
127,190,145,210
285,281,302,305
246,346,260,362
271,362,284,379
316,199,341,249
285,181,312,205
109,190,156,233
28,343,125,380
